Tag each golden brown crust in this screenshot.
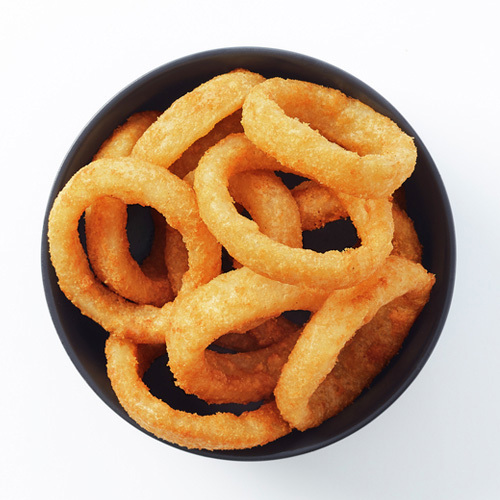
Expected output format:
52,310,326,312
242,78,417,199
105,336,291,451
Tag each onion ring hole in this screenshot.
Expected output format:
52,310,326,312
142,353,263,416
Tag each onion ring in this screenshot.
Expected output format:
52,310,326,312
87,71,262,305
85,111,174,306
307,274,434,428
85,71,261,306
164,166,303,358
85,198,173,307
391,203,423,263
178,166,304,354
48,157,221,344
93,111,160,160
105,335,291,450
185,167,302,262
194,133,394,290
139,208,170,281
163,225,190,297
272,192,430,423
168,163,321,403
274,255,435,430
131,70,264,168
242,78,417,199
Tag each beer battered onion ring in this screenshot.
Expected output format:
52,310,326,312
105,336,291,450
48,157,221,344
293,198,429,424
159,167,303,357
184,168,302,253
93,110,160,160
214,315,299,353
194,133,394,290
274,255,435,430
163,225,189,297
228,170,302,249
85,111,174,307
242,78,417,199
86,198,173,307
291,180,347,231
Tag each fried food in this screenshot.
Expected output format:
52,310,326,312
274,256,435,430
47,70,435,452
228,169,302,249
169,110,244,179
105,336,291,450
48,157,220,344
242,78,417,199
131,70,264,167
166,266,328,404
307,274,434,427
85,111,174,307
194,133,394,290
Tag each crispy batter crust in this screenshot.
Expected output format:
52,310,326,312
48,157,220,343
132,70,264,167
194,134,394,290
242,78,417,199
86,111,174,307
274,256,435,430
105,336,291,451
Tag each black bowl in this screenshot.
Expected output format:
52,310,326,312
41,47,455,461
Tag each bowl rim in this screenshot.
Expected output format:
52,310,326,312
41,46,456,461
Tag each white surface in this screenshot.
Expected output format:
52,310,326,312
2,1,499,498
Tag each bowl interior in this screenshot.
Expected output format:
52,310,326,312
41,47,455,461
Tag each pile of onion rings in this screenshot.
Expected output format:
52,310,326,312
48,70,435,451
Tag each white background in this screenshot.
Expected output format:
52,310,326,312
2,1,499,498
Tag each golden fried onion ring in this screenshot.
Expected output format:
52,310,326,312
93,111,160,160
194,133,394,290
85,111,174,307
274,255,435,431
291,180,347,231
132,70,264,167
105,336,291,450
48,157,221,344
178,167,304,354
242,78,417,199
214,315,299,353
85,198,173,307
307,276,434,428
